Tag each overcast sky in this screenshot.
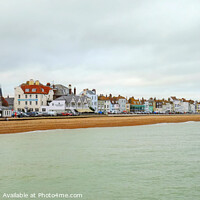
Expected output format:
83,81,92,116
0,0,200,99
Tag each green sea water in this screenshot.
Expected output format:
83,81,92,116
0,122,200,200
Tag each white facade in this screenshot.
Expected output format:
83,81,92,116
162,102,173,113
111,103,120,113
144,101,151,113
41,95,91,113
80,89,98,112
0,108,12,118
170,97,196,113
98,99,111,113
14,80,54,112
118,98,126,112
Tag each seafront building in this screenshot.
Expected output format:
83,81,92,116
0,87,12,117
195,102,200,113
80,89,98,112
170,96,196,113
5,95,14,110
97,94,127,113
6,79,200,115
125,102,130,113
98,95,111,113
41,85,93,114
53,84,72,99
153,98,173,114
128,97,145,113
14,79,54,112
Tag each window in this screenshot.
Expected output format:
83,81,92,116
18,95,21,98
36,95,38,98
41,88,44,92
36,101,38,105
25,101,27,105
25,89,29,92
32,88,36,92
35,108,39,112
42,108,46,112
30,95,32,98
18,101,20,105
25,95,27,98
30,101,32,105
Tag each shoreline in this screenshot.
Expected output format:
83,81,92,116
1,115,200,134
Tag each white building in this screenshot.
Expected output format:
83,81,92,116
80,89,98,112
170,97,182,113
98,95,111,113
14,79,54,112
118,97,126,112
170,97,195,113
0,87,12,117
98,94,126,113
41,94,92,114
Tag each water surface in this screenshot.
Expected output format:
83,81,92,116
0,122,200,199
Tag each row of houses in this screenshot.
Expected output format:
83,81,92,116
1,79,200,117
97,95,199,114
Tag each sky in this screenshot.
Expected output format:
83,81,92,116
0,0,200,99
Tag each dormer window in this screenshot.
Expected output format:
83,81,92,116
41,88,44,92
32,88,36,92
25,89,29,92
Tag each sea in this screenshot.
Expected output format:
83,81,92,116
0,122,200,200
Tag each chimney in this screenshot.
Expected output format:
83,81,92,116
69,84,72,95
74,87,76,95
109,94,112,98
92,89,96,94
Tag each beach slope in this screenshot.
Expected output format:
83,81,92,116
1,115,200,134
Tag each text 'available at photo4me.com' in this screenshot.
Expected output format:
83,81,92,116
2,192,83,199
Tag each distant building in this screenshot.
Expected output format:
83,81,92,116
14,79,54,112
5,96,14,110
41,85,93,114
98,94,126,113
170,96,182,113
170,97,195,113
110,95,126,113
0,87,12,117
80,89,98,112
195,101,200,113
128,97,145,113
98,95,111,113
53,84,72,99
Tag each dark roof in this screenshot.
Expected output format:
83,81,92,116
5,97,14,106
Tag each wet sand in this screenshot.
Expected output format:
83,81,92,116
1,115,200,134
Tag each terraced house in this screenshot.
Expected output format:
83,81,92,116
14,79,54,112
98,95,111,113
80,88,98,112
0,87,12,117
128,97,145,113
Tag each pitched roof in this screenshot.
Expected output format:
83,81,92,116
20,84,52,94
98,96,110,101
5,97,14,106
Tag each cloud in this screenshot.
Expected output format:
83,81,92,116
0,0,200,100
